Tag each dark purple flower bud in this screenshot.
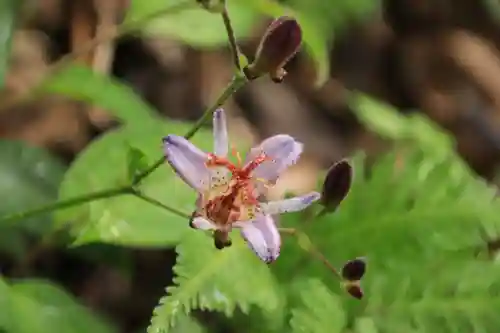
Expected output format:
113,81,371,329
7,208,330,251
214,230,232,249
243,16,302,83
341,257,366,281
320,159,353,212
343,281,364,300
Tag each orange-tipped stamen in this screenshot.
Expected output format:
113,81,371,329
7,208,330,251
230,145,243,167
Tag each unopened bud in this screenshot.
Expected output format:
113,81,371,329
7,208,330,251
340,258,366,300
320,159,353,212
244,16,302,83
341,257,366,281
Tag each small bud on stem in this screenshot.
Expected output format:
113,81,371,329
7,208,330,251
341,257,367,300
320,159,353,212
244,16,302,83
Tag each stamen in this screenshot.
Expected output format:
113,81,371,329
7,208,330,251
206,153,238,173
231,145,243,167
255,177,272,189
243,151,275,174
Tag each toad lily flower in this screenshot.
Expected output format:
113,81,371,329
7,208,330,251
163,108,320,263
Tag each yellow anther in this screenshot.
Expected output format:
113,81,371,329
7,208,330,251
255,177,272,188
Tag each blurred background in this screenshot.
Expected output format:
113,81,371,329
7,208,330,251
2,0,500,332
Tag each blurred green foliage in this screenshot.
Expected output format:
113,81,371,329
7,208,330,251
0,1,498,333
0,0,22,88
125,0,379,85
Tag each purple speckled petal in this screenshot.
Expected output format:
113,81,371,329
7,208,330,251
163,135,209,191
213,108,228,157
236,214,281,264
261,192,320,215
245,134,303,183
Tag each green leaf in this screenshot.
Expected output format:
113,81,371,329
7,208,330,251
55,120,248,247
148,232,282,333
361,260,500,332
0,0,22,88
349,93,454,155
0,278,115,333
126,146,149,182
0,140,66,235
290,279,346,333
126,0,258,48
42,65,160,125
54,123,192,246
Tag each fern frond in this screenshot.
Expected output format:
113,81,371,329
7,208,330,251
148,231,282,333
359,259,500,333
276,147,499,281
289,279,346,333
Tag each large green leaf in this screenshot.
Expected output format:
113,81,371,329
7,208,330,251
148,231,282,333
55,120,248,247
126,0,258,48
42,65,160,125
0,278,115,333
0,0,22,88
54,123,198,246
0,140,66,230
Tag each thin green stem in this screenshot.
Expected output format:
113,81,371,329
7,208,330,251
133,191,191,219
291,227,342,279
282,210,342,279
221,0,241,71
132,74,246,184
0,186,132,224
